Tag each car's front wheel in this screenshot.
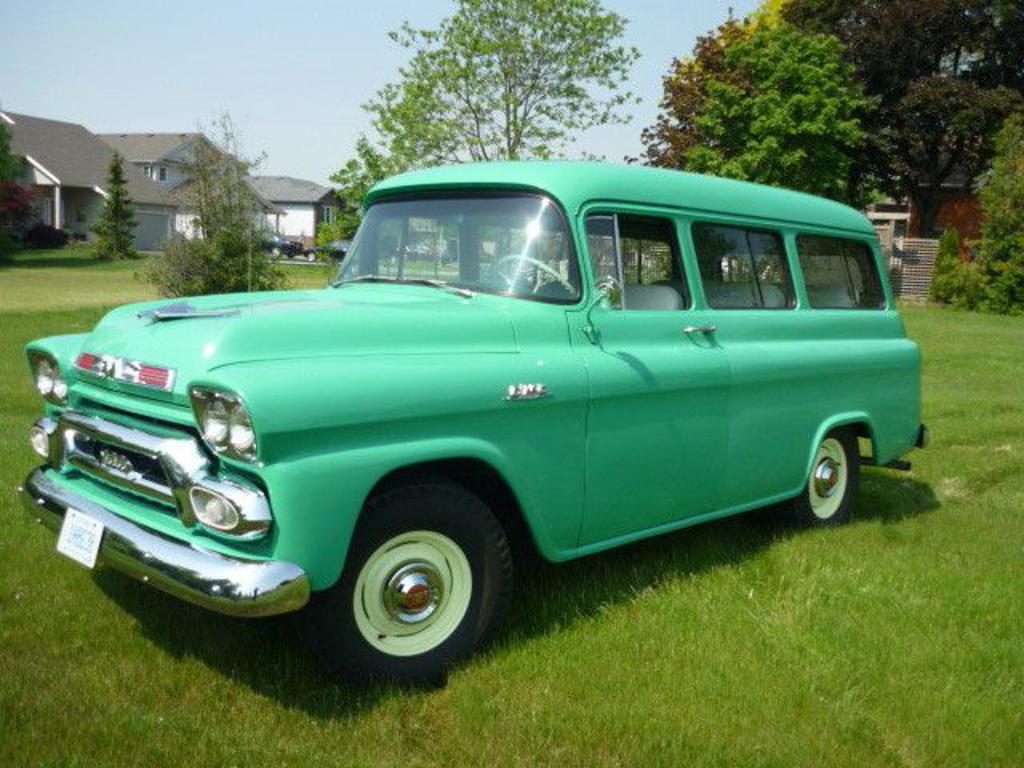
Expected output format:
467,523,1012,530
790,428,860,525
300,481,512,684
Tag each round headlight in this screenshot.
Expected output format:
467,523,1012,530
202,399,230,446
30,353,68,404
35,358,56,396
228,406,255,455
191,386,258,462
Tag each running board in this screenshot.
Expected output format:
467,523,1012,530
883,459,912,471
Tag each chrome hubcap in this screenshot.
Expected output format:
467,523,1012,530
382,562,443,624
813,457,840,498
353,530,473,657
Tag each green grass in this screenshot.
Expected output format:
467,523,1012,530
0,248,334,312
1,253,1022,766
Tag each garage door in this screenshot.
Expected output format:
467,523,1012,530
134,211,170,251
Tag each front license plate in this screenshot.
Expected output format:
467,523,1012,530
56,508,104,569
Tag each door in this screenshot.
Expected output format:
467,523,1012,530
577,211,730,546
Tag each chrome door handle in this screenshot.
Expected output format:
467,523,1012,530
682,324,717,334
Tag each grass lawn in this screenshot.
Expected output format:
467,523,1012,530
0,247,334,312
1,252,1022,766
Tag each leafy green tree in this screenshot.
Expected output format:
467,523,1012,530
326,136,405,239
783,0,1024,234
0,121,23,180
93,152,137,260
333,0,640,225
0,121,32,260
643,21,869,203
147,114,283,296
977,112,1024,314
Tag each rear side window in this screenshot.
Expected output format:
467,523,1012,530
797,236,885,309
692,223,794,309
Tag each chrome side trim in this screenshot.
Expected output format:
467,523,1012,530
21,468,309,618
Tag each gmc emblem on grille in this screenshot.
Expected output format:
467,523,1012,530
98,447,135,476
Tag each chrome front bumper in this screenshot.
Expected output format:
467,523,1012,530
21,468,310,618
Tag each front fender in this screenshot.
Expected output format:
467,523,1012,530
263,437,555,592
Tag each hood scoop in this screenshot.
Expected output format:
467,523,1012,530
139,302,241,323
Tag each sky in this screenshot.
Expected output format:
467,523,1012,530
0,0,760,185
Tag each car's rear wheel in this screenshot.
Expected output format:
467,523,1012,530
300,481,512,684
790,428,860,525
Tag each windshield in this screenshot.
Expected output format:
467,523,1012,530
334,195,581,303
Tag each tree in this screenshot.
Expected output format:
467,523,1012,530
0,121,32,260
976,112,1024,314
333,0,640,221
642,20,870,203
783,0,1024,234
92,152,137,260
147,114,283,296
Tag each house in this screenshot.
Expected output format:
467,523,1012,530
865,166,984,250
99,132,282,237
249,175,338,245
1,110,176,250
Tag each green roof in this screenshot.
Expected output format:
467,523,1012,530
367,161,874,235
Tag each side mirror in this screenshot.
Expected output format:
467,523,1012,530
594,275,623,310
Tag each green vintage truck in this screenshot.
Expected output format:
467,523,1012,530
22,163,925,682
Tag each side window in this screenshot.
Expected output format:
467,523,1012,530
693,223,794,309
585,214,689,310
797,235,885,309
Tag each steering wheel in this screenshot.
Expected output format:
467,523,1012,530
495,254,575,295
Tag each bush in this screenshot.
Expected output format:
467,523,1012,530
23,224,69,249
147,230,284,297
929,229,986,310
977,112,1024,314
0,230,18,262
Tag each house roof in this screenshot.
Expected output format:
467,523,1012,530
168,178,286,216
249,175,335,204
2,111,174,207
369,161,875,236
97,132,199,164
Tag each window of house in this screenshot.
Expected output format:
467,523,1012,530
692,223,794,309
585,214,689,310
144,165,152,178
796,235,885,309
323,205,335,225
158,166,167,181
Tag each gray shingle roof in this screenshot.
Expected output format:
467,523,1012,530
3,112,174,207
97,132,198,163
249,175,334,204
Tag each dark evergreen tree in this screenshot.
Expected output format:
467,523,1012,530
93,152,138,260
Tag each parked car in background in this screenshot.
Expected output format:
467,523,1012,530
20,162,926,685
261,232,304,258
304,239,350,262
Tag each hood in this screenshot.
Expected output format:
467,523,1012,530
77,286,518,403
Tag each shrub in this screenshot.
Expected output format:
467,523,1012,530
147,230,284,298
977,112,1024,314
23,224,69,249
929,229,986,310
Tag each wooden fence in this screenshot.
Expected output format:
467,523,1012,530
885,237,939,298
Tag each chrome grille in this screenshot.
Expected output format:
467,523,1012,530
53,411,209,510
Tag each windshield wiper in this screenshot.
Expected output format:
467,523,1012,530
333,275,474,298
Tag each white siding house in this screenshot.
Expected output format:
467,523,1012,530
100,133,281,238
2,110,176,250
249,176,338,245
